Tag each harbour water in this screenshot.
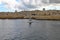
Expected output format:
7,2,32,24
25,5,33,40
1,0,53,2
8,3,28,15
0,19,60,40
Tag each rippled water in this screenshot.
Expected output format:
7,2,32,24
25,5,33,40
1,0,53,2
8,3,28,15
0,19,60,40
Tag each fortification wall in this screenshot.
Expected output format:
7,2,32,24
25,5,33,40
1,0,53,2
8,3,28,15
0,10,60,19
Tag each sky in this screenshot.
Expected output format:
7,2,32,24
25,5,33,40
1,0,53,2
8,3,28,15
0,0,60,12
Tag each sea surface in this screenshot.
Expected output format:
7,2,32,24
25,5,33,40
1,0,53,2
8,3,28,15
0,19,60,40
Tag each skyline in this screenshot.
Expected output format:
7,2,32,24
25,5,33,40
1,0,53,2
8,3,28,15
0,0,60,12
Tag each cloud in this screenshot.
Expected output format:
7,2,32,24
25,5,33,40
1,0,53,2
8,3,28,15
50,0,60,3
0,0,60,11
0,0,19,10
0,0,44,11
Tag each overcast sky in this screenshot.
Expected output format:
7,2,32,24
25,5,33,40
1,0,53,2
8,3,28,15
0,0,60,12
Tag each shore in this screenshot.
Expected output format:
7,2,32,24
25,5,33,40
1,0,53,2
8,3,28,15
0,15,60,20
0,10,60,20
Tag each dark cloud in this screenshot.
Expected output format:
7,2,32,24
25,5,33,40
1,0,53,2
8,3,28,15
42,0,48,4
19,0,60,10
21,0,38,9
49,0,60,3
42,0,60,4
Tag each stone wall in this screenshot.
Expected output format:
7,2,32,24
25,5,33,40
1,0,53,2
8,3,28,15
0,10,60,19
21,10,60,19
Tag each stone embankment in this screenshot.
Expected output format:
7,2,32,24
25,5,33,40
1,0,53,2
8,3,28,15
0,10,60,20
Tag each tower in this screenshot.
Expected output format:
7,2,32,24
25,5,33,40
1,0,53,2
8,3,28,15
15,10,17,12
43,8,45,11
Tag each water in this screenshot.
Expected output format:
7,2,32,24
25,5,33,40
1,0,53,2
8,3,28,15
0,19,60,40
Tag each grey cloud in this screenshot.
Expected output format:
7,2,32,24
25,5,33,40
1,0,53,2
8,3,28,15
21,0,38,8
17,0,60,10
42,0,49,4
42,0,60,4
22,3,37,8
9,0,60,11
49,0,60,3
21,0,44,10
1,0,60,11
